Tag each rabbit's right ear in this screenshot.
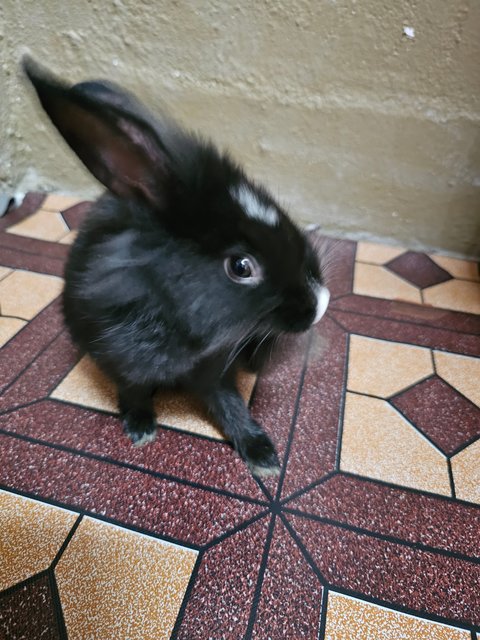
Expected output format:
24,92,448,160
22,56,171,207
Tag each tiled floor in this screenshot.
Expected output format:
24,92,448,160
0,193,479,639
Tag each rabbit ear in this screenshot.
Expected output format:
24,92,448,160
22,56,170,206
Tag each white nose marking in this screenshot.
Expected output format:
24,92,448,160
313,285,330,324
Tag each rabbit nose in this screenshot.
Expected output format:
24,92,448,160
312,285,330,324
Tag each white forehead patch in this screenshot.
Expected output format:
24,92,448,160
230,184,279,226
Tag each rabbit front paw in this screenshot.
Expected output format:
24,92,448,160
122,411,157,447
240,430,281,478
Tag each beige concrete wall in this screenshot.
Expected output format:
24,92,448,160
1,1,479,256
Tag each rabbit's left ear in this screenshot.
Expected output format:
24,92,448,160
22,56,172,207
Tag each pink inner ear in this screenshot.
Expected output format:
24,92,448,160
55,100,166,206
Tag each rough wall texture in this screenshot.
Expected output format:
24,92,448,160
1,1,479,256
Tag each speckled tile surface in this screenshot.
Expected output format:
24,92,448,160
0,195,479,638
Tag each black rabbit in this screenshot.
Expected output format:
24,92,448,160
23,56,330,477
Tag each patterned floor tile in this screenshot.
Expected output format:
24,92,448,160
423,279,480,315
290,514,480,626
251,517,324,639
55,517,197,640
340,393,451,495
177,516,269,639
392,375,480,455
58,229,78,244
353,262,422,303
451,439,480,504
355,241,405,264
41,194,85,212
0,491,77,590
429,254,480,281
0,269,63,320
289,474,480,558
347,335,433,398
434,350,480,407
0,194,479,638
0,317,26,348
6,208,70,242
323,592,471,640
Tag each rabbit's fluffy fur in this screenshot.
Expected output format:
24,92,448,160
23,56,329,477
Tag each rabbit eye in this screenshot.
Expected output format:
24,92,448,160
224,255,262,285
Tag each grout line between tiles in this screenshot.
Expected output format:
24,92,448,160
274,329,314,501
430,348,437,374
280,471,337,506
51,514,84,570
317,586,329,640
335,332,350,471
386,373,436,402
170,550,204,639
0,483,201,552
0,429,268,507
253,475,275,502
47,567,69,640
282,507,480,565
244,513,276,638
0,313,30,322
386,398,448,456
202,510,271,551
0,399,44,419
447,459,457,499
280,513,327,586
449,433,480,458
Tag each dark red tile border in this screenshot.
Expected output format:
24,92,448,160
0,247,65,276
0,400,266,500
250,331,310,497
0,232,69,260
251,517,324,639
330,295,480,335
331,309,480,356
0,299,65,393
0,434,263,547
288,474,480,560
281,317,347,498
0,332,78,413
175,517,270,639
290,514,480,627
